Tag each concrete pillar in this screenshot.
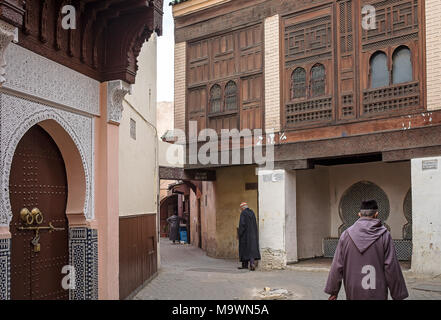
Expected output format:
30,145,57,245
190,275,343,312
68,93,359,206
258,169,297,269
411,156,441,275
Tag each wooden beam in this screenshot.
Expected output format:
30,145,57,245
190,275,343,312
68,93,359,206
383,146,441,162
274,160,313,170
275,125,441,162
159,166,216,181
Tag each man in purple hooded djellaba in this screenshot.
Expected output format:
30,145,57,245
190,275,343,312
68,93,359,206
324,200,408,300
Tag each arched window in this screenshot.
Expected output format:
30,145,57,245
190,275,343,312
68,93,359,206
291,67,306,99
370,51,389,88
225,81,238,111
310,64,326,97
392,46,412,84
210,84,222,113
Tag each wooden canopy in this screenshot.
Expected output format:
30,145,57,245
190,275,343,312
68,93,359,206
0,0,163,84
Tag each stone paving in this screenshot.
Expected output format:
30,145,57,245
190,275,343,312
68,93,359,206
134,238,441,300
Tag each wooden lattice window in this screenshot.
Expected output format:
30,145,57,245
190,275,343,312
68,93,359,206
370,51,389,89
392,46,413,85
291,67,306,99
224,81,238,111
209,84,222,113
310,64,326,97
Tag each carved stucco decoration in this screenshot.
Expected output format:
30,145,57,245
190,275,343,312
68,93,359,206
4,43,100,116
403,189,412,240
0,20,17,85
0,92,94,226
107,80,132,124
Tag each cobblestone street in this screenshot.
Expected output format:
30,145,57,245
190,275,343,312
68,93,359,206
134,239,441,300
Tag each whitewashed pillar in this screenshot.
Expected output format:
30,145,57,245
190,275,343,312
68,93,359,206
258,169,297,270
411,157,441,275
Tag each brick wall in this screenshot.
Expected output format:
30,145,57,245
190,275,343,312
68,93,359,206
426,0,441,111
174,42,187,131
264,15,281,133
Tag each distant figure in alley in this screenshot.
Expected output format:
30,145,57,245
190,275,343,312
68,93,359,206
237,202,261,271
167,213,181,244
325,200,408,300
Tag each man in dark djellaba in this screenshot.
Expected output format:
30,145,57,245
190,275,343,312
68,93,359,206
237,202,261,271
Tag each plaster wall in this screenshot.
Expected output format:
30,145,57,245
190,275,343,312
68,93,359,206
296,167,330,260
214,166,258,259
189,189,199,248
119,35,158,217
201,181,217,256
411,157,441,275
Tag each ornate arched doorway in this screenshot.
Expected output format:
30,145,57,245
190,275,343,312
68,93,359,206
9,125,69,300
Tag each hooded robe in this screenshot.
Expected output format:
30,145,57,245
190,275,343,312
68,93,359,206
167,215,180,241
325,217,408,300
238,208,261,262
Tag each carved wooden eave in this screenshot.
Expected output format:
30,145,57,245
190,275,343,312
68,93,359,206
0,0,25,27
0,0,163,84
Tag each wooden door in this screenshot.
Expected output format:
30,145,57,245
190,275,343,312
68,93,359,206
9,125,69,300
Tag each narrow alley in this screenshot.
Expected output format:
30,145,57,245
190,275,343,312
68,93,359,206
134,239,441,300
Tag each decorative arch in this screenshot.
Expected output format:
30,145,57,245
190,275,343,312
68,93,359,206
1,110,90,226
403,188,412,240
392,46,413,85
338,181,390,236
370,51,389,88
291,67,306,99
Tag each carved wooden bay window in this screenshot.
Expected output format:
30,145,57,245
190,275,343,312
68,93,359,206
282,5,335,129
360,0,424,118
285,60,333,127
281,0,425,130
186,24,263,134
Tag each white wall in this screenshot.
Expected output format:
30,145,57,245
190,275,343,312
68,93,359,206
328,162,410,239
292,161,411,259
411,157,441,275
119,34,158,217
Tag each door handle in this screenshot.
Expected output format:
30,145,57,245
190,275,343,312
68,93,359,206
20,207,44,225
17,208,64,252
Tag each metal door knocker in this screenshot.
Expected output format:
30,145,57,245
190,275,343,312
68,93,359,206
18,207,65,253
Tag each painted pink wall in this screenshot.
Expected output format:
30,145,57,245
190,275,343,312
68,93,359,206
95,83,120,300
0,226,10,239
